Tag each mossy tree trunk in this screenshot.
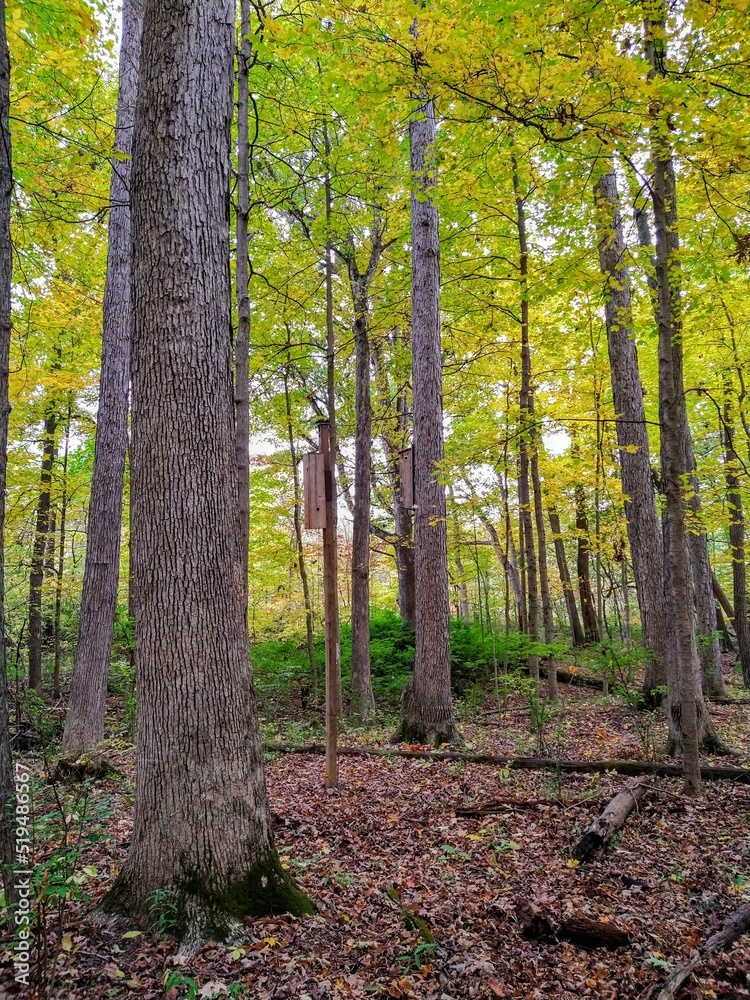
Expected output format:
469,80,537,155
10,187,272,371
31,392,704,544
101,0,312,942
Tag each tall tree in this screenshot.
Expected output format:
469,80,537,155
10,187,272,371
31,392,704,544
0,0,15,906
102,0,312,938
513,158,540,682
235,0,251,607
28,408,57,691
398,83,457,744
347,231,381,724
575,482,600,644
593,163,667,696
645,9,719,790
722,376,750,686
62,0,144,760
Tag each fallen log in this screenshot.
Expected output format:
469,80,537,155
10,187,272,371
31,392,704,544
263,743,750,783
574,776,650,862
515,900,630,950
708,697,750,706
655,902,750,1000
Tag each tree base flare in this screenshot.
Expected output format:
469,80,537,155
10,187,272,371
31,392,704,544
101,851,314,948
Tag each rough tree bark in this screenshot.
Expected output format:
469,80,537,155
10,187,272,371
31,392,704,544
548,508,586,647
101,0,312,941
348,233,380,724
722,377,750,686
0,0,16,905
53,408,70,700
593,164,668,696
398,87,457,745
646,10,724,776
28,409,57,692
633,152,724,699
62,0,143,759
235,0,251,608
513,159,540,682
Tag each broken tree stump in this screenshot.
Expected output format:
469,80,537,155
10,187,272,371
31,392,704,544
574,776,650,862
515,900,630,949
655,901,750,1000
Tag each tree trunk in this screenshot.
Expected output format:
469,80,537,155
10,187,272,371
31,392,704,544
548,508,586,647
371,342,415,629
101,0,312,941
283,367,317,702
575,484,600,644
62,0,143,758
646,10,722,777
235,0,250,610
593,163,667,694
513,159,539,681
53,408,70,701
349,266,375,723
398,90,457,745
448,487,470,622
633,127,724,700
28,409,57,692
722,377,750,686
479,511,523,617
0,0,16,906
323,129,341,719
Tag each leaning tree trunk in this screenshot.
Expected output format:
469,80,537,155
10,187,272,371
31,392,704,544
398,90,457,745
62,0,143,759
722,377,750,686
28,409,57,692
593,163,668,696
548,508,586,647
0,0,16,906
101,0,312,941
575,484,600,644
350,268,375,723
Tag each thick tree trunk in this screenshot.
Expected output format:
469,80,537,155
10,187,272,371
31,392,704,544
350,268,375,723
593,164,667,694
283,368,317,702
62,0,143,758
0,0,16,906
28,409,57,692
722,379,750,686
101,0,311,941
398,93,457,745
235,0,250,609
548,508,586,647
575,484,600,644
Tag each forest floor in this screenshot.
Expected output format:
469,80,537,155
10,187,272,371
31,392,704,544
2,673,750,1000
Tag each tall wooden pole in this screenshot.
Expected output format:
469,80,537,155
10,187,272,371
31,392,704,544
318,420,339,787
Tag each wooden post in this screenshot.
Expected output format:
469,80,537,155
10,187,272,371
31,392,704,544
318,420,340,788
